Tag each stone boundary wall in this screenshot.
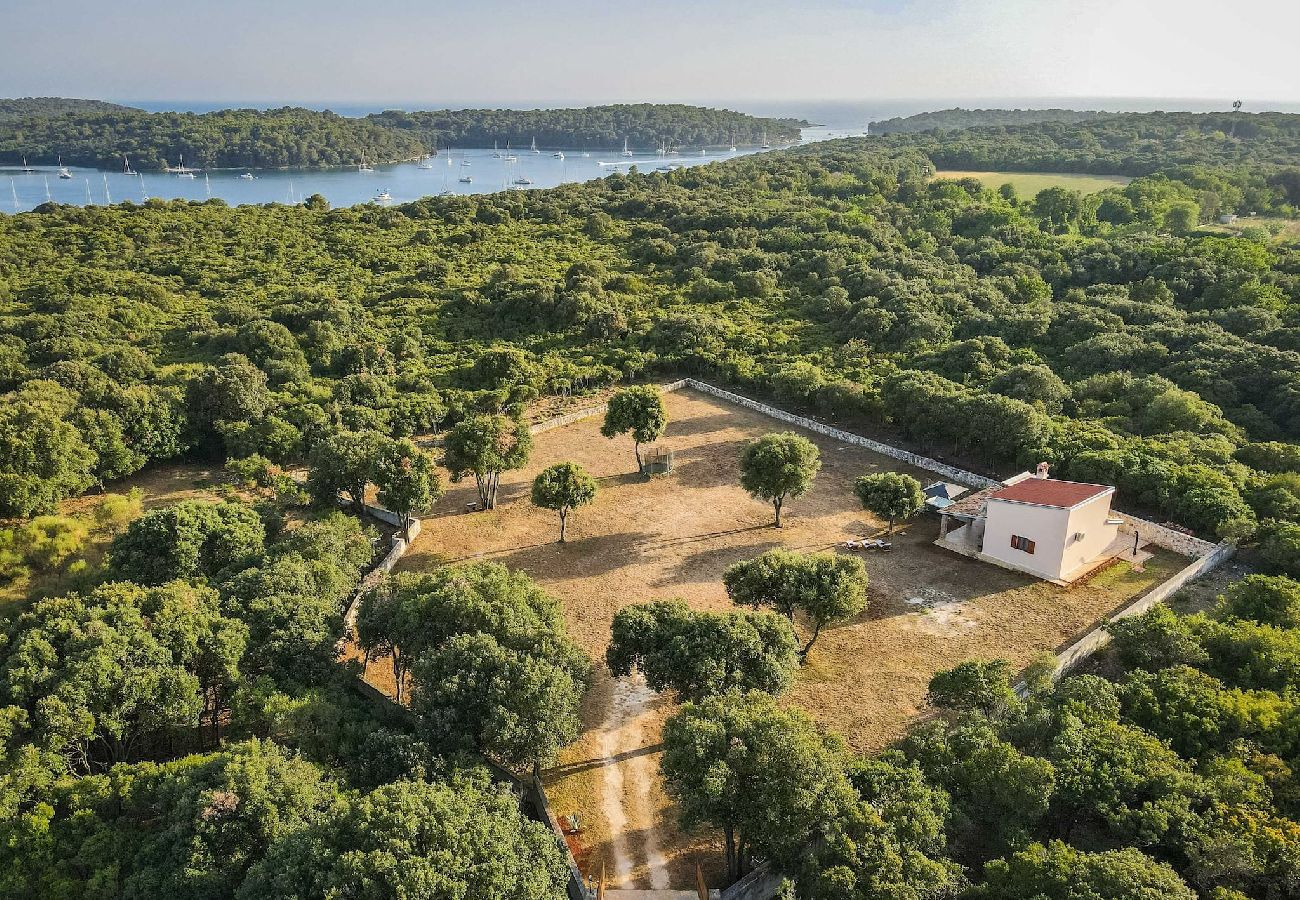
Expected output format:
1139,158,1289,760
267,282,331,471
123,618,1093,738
1114,511,1217,558
718,863,783,900
1047,539,1235,678
527,379,690,436
681,379,1000,490
339,503,421,632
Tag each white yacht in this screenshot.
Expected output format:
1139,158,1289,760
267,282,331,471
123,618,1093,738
373,189,393,203
57,157,72,179
512,175,533,186
239,172,255,180
459,175,472,183
417,153,434,170
553,151,565,160
761,131,771,149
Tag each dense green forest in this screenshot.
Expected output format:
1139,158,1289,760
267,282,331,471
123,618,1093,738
869,107,1115,134
878,111,1300,177
0,97,133,124
5,109,1300,897
366,103,804,152
0,99,801,170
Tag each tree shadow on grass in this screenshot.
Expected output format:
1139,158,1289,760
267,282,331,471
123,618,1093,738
541,742,666,779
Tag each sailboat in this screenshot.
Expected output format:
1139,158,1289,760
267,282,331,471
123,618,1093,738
43,175,51,201
418,151,435,170
761,131,771,149
358,152,374,173
122,155,137,176
19,157,35,174
204,173,211,197
531,136,540,154
57,157,72,179
621,137,633,158
176,154,197,178
492,140,501,159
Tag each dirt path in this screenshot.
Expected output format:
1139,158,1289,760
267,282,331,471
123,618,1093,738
599,675,670,889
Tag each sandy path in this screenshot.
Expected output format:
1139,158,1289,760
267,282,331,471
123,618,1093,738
599,675,670,889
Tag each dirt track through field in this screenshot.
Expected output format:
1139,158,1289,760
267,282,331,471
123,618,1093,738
392,386,1179,889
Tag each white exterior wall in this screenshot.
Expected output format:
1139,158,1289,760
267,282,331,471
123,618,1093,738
983,501,1072,580
1061,496,1120,578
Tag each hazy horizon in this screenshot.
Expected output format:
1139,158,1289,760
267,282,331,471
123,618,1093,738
4,0,1297,108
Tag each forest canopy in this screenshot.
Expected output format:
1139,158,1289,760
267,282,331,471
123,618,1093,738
0,99,803,170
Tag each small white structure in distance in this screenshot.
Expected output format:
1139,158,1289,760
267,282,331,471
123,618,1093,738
937,464,1134,584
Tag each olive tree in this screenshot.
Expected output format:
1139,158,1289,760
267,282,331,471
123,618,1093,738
442,414,532,510
606,599,798,700
663,691,854,882
531,461,597,542
739,432,821,527
601,386,668,472
723,549,868,658
854,472,925,533
374,438,444,540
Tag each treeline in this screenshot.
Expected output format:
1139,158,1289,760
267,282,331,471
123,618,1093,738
875,110,1300,178
366,102,803,151
869,106,1115,134
0,96,133,124
4,113,1300,559
0,98,803,170
0,105,428,170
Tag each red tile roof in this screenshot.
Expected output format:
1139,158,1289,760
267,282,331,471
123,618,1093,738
989,478,1113,509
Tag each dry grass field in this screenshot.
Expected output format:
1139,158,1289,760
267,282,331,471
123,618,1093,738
376,386,1180,889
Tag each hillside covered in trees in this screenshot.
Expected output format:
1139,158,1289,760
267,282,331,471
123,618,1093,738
0,99,803,170
869,106,1116,134
5,109,1300,897
366,103,804,152
877,110,1300,177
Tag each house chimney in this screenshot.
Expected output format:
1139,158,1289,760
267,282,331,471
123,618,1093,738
1036,462,1050,479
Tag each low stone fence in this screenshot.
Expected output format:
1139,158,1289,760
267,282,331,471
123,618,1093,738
339,502,421,632
1113,511,1217,558
719,864,783,900
681,379,1000,490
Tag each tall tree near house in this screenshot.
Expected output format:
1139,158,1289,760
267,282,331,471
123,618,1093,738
662,691,855,883
854,472,925,533
305,429,384,515
739,431,821,527
723,549,868,659
530,461,597,543
601,385,668,473
374,438,444,541
442,414,533,510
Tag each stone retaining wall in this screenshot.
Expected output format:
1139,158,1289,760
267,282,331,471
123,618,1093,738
718,864,783,900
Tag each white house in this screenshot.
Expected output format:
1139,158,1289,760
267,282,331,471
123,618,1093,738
937,468,1129,583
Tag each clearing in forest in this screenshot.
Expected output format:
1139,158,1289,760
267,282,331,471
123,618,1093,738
934,170,1132,195
391,387,1182,890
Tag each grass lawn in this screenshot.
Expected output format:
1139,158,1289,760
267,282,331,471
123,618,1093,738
935,170,1132,195
378,386,1182,891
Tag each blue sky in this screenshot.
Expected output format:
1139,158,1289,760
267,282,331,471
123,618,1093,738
3,0,1298,106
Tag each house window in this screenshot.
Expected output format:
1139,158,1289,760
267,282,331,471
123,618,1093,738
1010,535,1036,554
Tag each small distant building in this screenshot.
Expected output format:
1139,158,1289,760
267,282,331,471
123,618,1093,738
922,481,970,512
937,466,1133,583
1219,213,1239,225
